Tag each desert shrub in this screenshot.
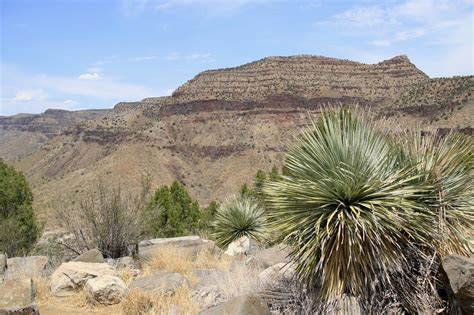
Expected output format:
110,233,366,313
0,159,40,256
399,131,473,255
144,181,203,238
55,179,150,258
212,195,268,247
264,109,440,310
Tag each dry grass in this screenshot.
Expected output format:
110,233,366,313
34,277,101,311
142,246,232,284
118,268,137,285
121,286,198,315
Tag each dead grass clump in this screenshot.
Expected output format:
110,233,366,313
118,268,137,285
121,286,198,315
34,277,53,304
120,289,154,315
142,246,232,281
214,262,263,299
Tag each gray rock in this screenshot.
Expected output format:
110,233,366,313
5,256,48,280
129,271,187,295
258,263,295,286
139,235,203,247
72,249,104,263
199,295,271,315
252,245,291,268
192,269,228,288
85,275,128,305
224,236,259,256
0,253,6,278
139,237,220,261
442,255,474,314
192,285,226,310
50,262,116,297
0,278,39,314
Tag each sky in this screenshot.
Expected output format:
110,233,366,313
1,0,473,116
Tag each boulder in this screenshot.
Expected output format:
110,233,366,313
72,249,104,263
50,262,115,297
224,236,258,256
85,275,128,305
129,271,187,295
0,278,38,314
199,295,271,315
252,245,291,268
442,255,474,314
192,285,226,310
139,236,220,261
0,253,6,278
5,256,48,280
139,235,203,248
192,269,229,288
258,263,295,286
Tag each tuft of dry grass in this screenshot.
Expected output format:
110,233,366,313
142,246,232,284
121,287,198,315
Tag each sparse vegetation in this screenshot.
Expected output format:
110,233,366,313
0,159,40,256
54,179,151,258
212,195,268,247
264,108,473,312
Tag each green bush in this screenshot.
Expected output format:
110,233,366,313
399,131,473,255
264,108,473,311
212,195,267,247
145,181,203,237
0,160,40,256
264,109,437,301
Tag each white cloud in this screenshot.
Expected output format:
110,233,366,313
12,89,47,101
323,0,473,76
78,72,102,81
333,6,386,27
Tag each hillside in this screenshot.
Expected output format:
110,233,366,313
6,55,473,228
0,109,109,161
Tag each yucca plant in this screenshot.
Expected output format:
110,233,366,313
264,108,436,300
399,130,474,256
211,195,268,247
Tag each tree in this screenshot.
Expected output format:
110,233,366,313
145,181,202,237
0,160,40,256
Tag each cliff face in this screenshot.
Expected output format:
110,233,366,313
0,109,108,160
6,55,473,228
172,55,428,103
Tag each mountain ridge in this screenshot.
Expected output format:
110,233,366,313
1,54,472,228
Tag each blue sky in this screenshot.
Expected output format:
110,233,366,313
1,0,473,115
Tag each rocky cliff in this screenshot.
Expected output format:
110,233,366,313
0,109,109,160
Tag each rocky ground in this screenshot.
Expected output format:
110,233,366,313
1,235,473,315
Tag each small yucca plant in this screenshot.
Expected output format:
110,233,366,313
264,108,435,299
400,131,474,256
211,196,268,247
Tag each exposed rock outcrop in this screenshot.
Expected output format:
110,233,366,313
442,255,474,314
50,262,115,296
85,275,128,305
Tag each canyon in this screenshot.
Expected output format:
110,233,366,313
1,55,473,228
